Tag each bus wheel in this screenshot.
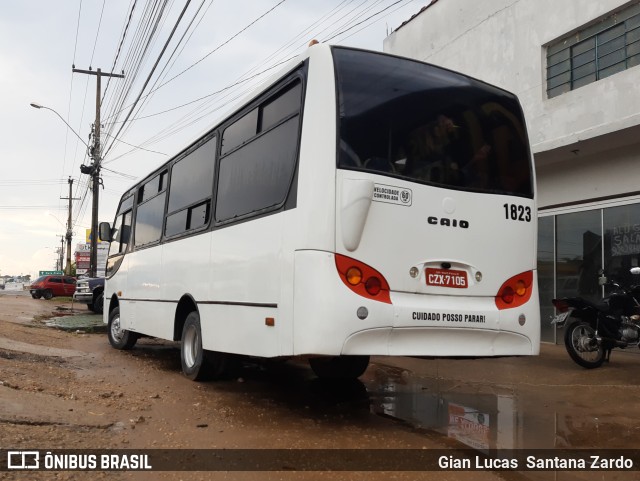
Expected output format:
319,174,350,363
309,355,370,379
181,312,211,381
108,307,138,350
181,312,236,381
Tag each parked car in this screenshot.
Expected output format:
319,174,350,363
30,275,76,299
73,277,105,314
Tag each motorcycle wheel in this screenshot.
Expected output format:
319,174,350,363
564,321,605,369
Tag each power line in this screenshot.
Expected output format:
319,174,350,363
101,0,420,168
0,205,67,210
102,0,287,125
323,0,407,42
102,0,193,161
102,131,168,156
90,0,107,65
155,0,288,93
106,0,210,152
102,0,138,104
105,56,294,125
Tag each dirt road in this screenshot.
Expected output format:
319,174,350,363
0,292,490,481
3,292,640,481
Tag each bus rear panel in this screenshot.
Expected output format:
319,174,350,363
293,47,539,357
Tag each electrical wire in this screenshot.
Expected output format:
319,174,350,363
323,0,413,42
102,0,193,161
102,0,287,125
102,0,138,104
106,0,210,151
101,0,422,168
90,0,107,66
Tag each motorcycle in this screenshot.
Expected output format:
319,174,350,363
551,267,640,369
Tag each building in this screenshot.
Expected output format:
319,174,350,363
384,0,640,342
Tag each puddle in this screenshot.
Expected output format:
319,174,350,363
45,314,106,332
363,363,640,450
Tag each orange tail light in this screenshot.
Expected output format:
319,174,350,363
335,254,391,304
495,270,533,310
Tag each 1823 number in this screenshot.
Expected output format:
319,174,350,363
503,203,531,222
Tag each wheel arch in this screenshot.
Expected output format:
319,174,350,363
174,294,199,341
108,294,119,316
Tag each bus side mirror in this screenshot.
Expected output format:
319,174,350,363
99,222,113,242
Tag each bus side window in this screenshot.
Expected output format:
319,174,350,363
165,135,216,238
112,210,132,254
216,78,303,223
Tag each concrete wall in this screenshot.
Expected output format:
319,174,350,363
384,0,640,154
536,140,640,209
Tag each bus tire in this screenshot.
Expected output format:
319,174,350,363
181,312,237,381
309,355,370,379
108,307,138,350
181,312,211,381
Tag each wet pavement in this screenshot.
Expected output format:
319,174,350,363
362,346,640,451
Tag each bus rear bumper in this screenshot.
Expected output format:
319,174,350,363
341,327,535,356
293,250,540,357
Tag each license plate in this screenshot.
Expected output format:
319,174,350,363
551,311,570,325
425,268,468,288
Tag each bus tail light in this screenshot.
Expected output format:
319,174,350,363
335,254,391,304
495,271,533,310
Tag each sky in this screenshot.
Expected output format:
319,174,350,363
0,0,427,279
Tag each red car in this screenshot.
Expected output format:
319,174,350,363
30,275,76,299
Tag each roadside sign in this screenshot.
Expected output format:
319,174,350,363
39,270,63,276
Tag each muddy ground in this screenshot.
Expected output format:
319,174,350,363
0,293,493,481
2,292,640,481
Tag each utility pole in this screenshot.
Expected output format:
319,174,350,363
60,177,80,276
73,67,124,277
58,236,65,272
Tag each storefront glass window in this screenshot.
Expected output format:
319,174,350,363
603,203,640,290
556,210,602,303
538,216,555,342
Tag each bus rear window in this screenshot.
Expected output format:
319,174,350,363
333,48,533,198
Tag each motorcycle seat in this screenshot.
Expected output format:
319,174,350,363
576,297,610,312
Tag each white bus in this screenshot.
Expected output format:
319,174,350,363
100,44,539,381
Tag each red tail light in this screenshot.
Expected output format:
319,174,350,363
335,254,391,304
495,271,533,310
552,298,570,312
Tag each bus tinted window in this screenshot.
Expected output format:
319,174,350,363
167,136,216,213
118,195,134,215
134,193,165,246
109,196,133,260
221,108,258,155
261,81,302,132
139,171,167,203
165,200,210,237
333,48,533,198
216,116,299,222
